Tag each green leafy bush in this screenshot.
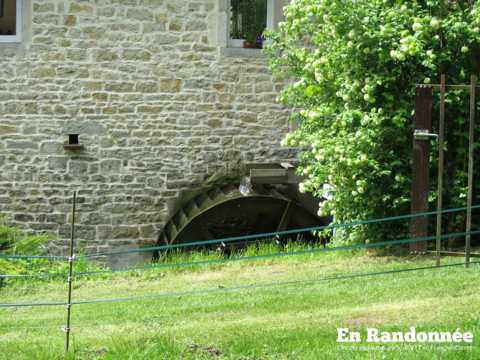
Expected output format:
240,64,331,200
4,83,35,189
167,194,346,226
0,223,105,287
266,0,480,244
0,224,51,284
0,224,50,255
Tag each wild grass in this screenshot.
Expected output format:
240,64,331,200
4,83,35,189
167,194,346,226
1,239,479,359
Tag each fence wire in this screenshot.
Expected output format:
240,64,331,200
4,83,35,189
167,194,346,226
1,260,478,309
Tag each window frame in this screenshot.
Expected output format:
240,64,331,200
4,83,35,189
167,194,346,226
0,0,22,43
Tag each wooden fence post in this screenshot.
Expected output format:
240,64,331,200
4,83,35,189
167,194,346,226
410,86,433,252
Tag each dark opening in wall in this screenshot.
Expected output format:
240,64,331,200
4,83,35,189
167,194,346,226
69,134,79,145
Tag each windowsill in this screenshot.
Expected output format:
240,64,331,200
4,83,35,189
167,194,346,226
0,37,22,43
220,47,266,58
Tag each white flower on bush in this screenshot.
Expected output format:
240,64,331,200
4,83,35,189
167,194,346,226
299,179,313,194
361,114,370,125
317,200,329,217
430,17,441,29
315,152,324,161
412,22,423,32
322,183,334,200
426,49,436,59
317,207,324,217
299,182,306,194
356,179,367,194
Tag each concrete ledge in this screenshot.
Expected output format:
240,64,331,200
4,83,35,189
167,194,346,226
219,47,266,58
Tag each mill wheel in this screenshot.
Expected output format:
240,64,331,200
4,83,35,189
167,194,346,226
157,183,328,250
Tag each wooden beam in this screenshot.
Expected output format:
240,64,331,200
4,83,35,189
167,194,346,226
250,169,288,184
276,201,293,232
250,168,302,184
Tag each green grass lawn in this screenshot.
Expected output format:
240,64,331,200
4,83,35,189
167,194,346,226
0,248,479,360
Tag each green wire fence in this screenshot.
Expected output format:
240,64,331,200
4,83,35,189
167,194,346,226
1,203,479,263
0,199,479,353
81,203,480,259
3,229,479,280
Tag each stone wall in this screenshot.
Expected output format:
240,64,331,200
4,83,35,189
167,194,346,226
0,0,293,254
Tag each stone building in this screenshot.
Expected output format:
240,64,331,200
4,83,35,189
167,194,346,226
0,0,302,256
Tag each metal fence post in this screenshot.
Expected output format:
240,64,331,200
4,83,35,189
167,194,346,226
466,75,477,268
436,74,446,266
65,191,77,353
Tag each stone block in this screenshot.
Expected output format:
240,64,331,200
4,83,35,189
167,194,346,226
34,3,54,13
186,20,207,31
64,15,77,26
40,142,63,155
14,214,35,222
96,49,118,62
31,67,56,78
169,22,182,31
122,49,152,61
238,112,258,123
112,226,140,239
136,81,158,93
127,8,155,21
68,161,89,176
62,121,107,136
7,141,38,150
69,3,94,13
91,92,109,102
100,159,122,173
47,157,68,171
0,125,17,135
140,224,157,239
97,225,113,240
159,79,181,92
105,82,135,92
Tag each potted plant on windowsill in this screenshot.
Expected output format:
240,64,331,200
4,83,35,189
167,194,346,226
243,37,262,49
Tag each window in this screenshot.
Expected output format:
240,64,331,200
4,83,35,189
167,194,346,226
229,0,267,48
221,0,287,49
0,0,22,43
